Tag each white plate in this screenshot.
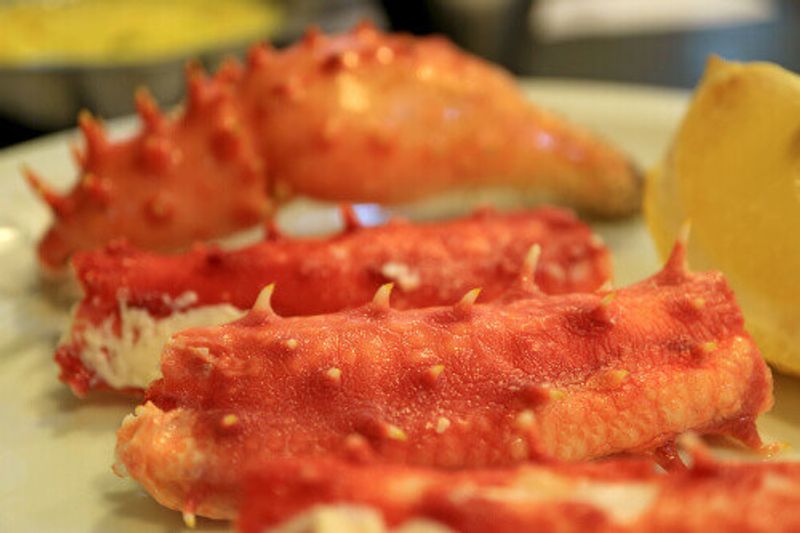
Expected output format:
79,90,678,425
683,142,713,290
1,81,798,532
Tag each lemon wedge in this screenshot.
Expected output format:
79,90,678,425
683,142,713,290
645,56,800,375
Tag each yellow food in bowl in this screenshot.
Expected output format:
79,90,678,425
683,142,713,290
0,0,282,65
645,56,800,375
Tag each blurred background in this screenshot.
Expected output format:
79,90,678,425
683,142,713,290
0,0,798,148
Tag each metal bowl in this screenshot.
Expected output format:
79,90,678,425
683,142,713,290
0,46,247,129
0,0,382,130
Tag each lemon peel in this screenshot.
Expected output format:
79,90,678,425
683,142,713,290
645,56,800,375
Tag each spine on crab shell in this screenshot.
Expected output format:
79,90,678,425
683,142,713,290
26,110,115,219
135,88,166,133
77,109,108,168
24,167,73,218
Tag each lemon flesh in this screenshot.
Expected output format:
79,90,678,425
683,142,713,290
645,57,800,375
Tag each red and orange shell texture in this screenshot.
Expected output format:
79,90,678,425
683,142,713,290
238,451,800,532
27,22,640,273
56,207,610,395
115,242,772,520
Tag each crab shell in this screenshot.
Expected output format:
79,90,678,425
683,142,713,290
28,22,640,273
115,241,772,519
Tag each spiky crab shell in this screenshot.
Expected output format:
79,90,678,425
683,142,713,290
56,207,611,395
115,244,772,519
29,22,640,272
27,80,269,273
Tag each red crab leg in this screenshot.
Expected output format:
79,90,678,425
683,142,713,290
28,23,639,273
55,207,610,396
237,454,800,533
114,241,772,519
